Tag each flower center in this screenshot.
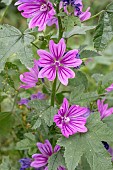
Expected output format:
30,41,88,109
55,61,60,67
62,116,70,123
40,4,48,12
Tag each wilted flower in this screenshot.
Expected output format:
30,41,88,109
97,99,113,120
31,140,64,169
54,98,88,138
15,0,55,31
31,92,46,100
106,83,113,92
19,158,31,170
18,98,30,108
20,59,39,89
38,38,82,86
61,0,91,21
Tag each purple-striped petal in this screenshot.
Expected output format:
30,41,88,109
68,105,88,117
54,145,61,153
61,50,82,67
37,140,53,157
58,66,75,85
37,50,54,67
49,38,66,60
38,66,56,81
31,154,48,168
106,83,113,92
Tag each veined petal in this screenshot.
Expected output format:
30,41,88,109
31,154,48,168
61,50,82,67
38,66,56,81
49,38,66,60
101,107,113,120
61,123,77,138
79,7,91,21
54,114,62,128
68,105,88,117
54,145,61,153
37,140,53,157
60,98,69,114
58,66,75,86
37,50,54,67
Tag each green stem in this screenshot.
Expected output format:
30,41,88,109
83,10,105,23
51,77,57,107
0,5,9,23
56,82,61,92
56,3,63,40
31,42,39,49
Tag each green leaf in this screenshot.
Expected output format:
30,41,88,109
80,50,101,59
57,113,113,170
0,24,35,72
103,114,113,132
16,133,36,150
0,112,14,135
42,106,58,126
69,71,88,90
1,0,12,5
93,10,113,51
106,2,113,13
63,25,96,38
0,156,12,170
48,152,66,170
62,15,81,32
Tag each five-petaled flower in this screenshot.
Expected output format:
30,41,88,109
106,83,113,92
31,140,66,170
38,38,82,86
20,59,39,89
54,98,88,138
97,99,113,120
15,0,55,31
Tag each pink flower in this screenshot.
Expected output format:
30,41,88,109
74,0,91,21
37,38,82,86
31,140,66,170
20,59,39,89
15,0,55,31
97,99,113,120
54,98,88,138
106,83,113,92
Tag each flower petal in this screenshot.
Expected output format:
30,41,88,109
58,66,75,85
37,50,54,67
61,50,82,67
68,105,88,117
38,66,56,81
31,154,48,168
49,38,66,60
54,145,61,153
37,140,53,157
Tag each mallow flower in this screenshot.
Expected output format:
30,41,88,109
97,99,113,120
54,98,88,138
15,0,55,31
38,38,82,86
106,83,113,92
31,140,66,169
20,59,39,89
19,158,31,170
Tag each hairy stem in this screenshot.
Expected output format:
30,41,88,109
56,3,63,40
51,77,57,107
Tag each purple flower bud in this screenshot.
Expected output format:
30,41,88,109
31,92,46,100
18,98,30,108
